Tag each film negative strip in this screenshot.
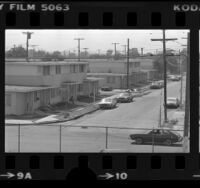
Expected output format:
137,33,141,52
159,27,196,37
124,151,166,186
0,0,199,181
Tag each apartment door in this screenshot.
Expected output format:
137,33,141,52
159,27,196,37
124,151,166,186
45,90,50,105
26,93,33,113
60,88,68,102
40,91,45,106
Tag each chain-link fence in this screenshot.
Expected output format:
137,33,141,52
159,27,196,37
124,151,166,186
5,124,185,153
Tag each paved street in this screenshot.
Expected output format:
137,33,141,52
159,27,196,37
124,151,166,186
5,78,187,153
62,80,185,128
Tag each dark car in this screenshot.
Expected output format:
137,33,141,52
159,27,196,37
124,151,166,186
116,92,134,103
150,82,162,89
129,129,183,146
101,86,113,91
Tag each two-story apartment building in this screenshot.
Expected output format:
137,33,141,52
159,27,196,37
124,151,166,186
86,59,148,89
5,61,100,115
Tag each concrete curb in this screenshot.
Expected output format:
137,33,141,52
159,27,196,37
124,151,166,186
6,105,100,126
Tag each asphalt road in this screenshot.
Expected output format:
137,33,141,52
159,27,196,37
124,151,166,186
5,78,187,153
62,78,186,128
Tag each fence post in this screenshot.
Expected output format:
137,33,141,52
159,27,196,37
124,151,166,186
59,125,62,153
18,124,20,153
105,127,108,149
152,128,154,153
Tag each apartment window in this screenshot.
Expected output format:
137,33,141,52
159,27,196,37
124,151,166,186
55,88,58,96
56,65,61,74
51,88,56,98
135,62,140,67
79,65,85,73
112,77,115,83
107,76,115,83
43,66,50,75
70,65,76,73
78,84,83,92
107,77,110,83
34,91,39,102
58,88,61,96
5,94,11,106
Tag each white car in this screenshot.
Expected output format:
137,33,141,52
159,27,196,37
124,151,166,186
98,98,117,109
166,97,180,108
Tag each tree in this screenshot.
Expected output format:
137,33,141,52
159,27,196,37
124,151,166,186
6,45,26,58
130,48,139,57
106,49,113,58
153,55,179,78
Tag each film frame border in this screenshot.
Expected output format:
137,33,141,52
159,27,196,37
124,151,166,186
0,1,199,180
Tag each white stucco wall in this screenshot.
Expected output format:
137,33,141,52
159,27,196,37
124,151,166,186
87,61,140,74
6,63,88,87
5,92,16,115
6,64,38,76
5,92,26,115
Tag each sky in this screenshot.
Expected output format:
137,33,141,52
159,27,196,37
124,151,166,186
6,29,189,54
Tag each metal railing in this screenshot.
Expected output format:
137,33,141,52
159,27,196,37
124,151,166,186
5,124,185,153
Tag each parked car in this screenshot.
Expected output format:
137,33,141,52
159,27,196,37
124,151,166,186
166,97,180,108
98,97,117,109
101,86,113,91
129,129,183,146
127,88,142,97
150,82,162,89
116,92,134,103
170,75,180,81
157,80,164,88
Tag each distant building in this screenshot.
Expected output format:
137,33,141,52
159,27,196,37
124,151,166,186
133,58,159,80
86,59,141,74
87,73,130,89
130,48,139,57
5,61,100,115
86,59,151,89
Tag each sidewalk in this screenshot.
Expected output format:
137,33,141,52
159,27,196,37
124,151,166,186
162,109,185,132
5,102,100,125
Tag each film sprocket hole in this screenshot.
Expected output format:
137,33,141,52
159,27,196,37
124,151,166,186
0,0,199,181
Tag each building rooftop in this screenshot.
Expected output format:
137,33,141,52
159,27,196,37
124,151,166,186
61,81,81,85
87,73,127,76
5,85,54,93
5,61,89,66
84,77,104,81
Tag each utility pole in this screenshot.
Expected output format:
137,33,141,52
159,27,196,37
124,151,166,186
141,48,144,56
121,45,127,58
151,30,177,123
112,42,119,59
183,32,190,152
74,38,84,61
178,49,183,108
83,48,88,58
127,39,130,89
22,31,34,62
